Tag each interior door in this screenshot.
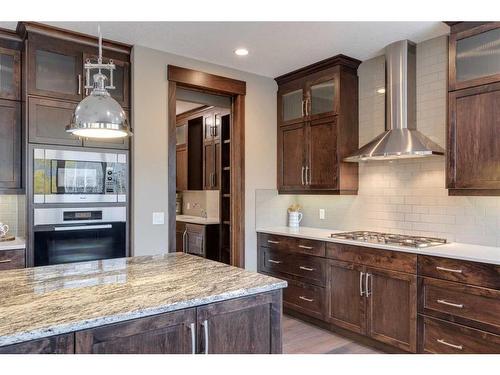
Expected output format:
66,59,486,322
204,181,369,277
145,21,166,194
307,117,338,190
28,34,83,102
278,123,307,192
327,260,366,334
365,267,417,353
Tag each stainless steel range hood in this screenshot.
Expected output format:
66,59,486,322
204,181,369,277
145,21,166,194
345,40,444,162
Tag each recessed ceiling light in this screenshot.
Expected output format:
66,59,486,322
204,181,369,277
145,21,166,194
234,48,249,56
377,88,386,94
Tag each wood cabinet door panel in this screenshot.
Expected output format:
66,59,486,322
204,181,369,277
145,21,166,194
0,99,21,189
0,47,21,101
421,316,500,354
0,333,74,354
0,249,25,270
305,71,339,120
28,97,82,146
366,267,417,353
448,84,500,190
327,260,366,334
278,79,306,126
28,34,83,101
196,291,282,354
203,142,217,190
278,123,307,191
176,145,188,191
307,117,338,189
258,233,326,257
283,278,326,320
75,309,196,354
186,224,205,256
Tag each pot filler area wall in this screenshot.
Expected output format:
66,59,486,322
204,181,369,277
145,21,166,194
256,35,500,248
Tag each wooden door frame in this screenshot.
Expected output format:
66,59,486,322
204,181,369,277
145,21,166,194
167,65,246,268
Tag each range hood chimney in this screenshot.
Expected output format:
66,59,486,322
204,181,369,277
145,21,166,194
345,40,444,162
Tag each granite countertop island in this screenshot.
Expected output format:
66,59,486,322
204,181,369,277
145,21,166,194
0,253,286,348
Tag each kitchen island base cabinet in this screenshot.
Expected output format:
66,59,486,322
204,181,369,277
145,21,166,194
0,334,74,354
75,308,197,354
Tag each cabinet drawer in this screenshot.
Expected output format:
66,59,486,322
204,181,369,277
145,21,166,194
420,277,500,331
326,242,417,273
418,255,500,289
0,249,25,271
283,278,325,320
258,233,325,257
421,316,500,354
261,248,326,287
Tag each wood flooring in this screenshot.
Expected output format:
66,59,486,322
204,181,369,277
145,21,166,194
283,315,381,354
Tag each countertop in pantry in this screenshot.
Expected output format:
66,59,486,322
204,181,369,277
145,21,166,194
176,215,220,225
0,237,26,251
257,226,500,266
0,253,286,347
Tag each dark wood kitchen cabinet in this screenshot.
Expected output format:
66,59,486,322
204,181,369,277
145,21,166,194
447,22,500,196
276,55,360,194
76,308,196,354
175,221,219,259
203,112,223,190
0,46,21,101
0,99,22,191
0,334,74,354
196,291,282,354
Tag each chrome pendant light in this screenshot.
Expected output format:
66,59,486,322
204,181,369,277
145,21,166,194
66,26,132,139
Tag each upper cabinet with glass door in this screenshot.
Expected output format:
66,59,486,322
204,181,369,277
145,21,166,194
307,76,337,120
0,47,21,101
278,79,305,126
27,34,84,102
450,22,500,90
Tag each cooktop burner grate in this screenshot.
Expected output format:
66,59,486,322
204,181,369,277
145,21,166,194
330,231,447,248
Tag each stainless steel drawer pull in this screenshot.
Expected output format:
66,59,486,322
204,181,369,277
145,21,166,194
189,322,196,354
298,245,313,250
436,266,463,274
0,259,12,264
359,272,365,297
299,296,314,302
268,259,282,264
299,266,314,271
437,299,464,309
267,240,280,244
437,339,463,350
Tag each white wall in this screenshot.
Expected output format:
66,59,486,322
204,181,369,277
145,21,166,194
132,45,277,269
256,35,500,248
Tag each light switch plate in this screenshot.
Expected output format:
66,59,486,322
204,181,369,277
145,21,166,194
152,212,165,225
319,209,326,220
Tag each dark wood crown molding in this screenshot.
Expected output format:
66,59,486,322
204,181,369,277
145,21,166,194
16,22,132,55
445,21,493,34
168,65,246,95
0,27,23,50
275,54,361,85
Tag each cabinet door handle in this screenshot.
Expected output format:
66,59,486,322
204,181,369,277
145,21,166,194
268,259,282,264
359,272,365,297
301,166,305,185
183,229,188,253
267,240,280,244
305,166,310,185
305,98,309,116
189,322,196,354
298,245,313,250
436,266,463,274
299,296,314,302
437,299,464,309
77,74,82,95
365,273,372,297
0,259,12,264
299,266,314,272
437,339,463,350
301,100,305,117
201,319,209,354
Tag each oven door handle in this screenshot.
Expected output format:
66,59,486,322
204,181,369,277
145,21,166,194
54,224,113,231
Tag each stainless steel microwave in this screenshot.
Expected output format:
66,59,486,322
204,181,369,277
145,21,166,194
33,148,128,204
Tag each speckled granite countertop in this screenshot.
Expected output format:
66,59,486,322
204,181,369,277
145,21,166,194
0,253,286,347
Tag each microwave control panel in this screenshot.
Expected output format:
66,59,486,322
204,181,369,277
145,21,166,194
105,166,115,193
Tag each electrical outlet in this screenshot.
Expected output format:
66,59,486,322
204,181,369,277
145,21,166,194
319,209,326,220
152,212,165,225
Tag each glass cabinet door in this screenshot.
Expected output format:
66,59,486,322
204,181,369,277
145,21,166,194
453,25,500,89
309,80,336,117
281,88,304,123
0,47,20,100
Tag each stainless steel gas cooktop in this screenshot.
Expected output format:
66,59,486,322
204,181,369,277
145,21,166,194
330,231,447,248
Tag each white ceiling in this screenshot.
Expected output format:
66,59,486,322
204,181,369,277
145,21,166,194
176,100,204,115
0,22,449,77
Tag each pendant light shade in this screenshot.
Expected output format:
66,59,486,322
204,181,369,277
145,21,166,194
66,26,132,139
